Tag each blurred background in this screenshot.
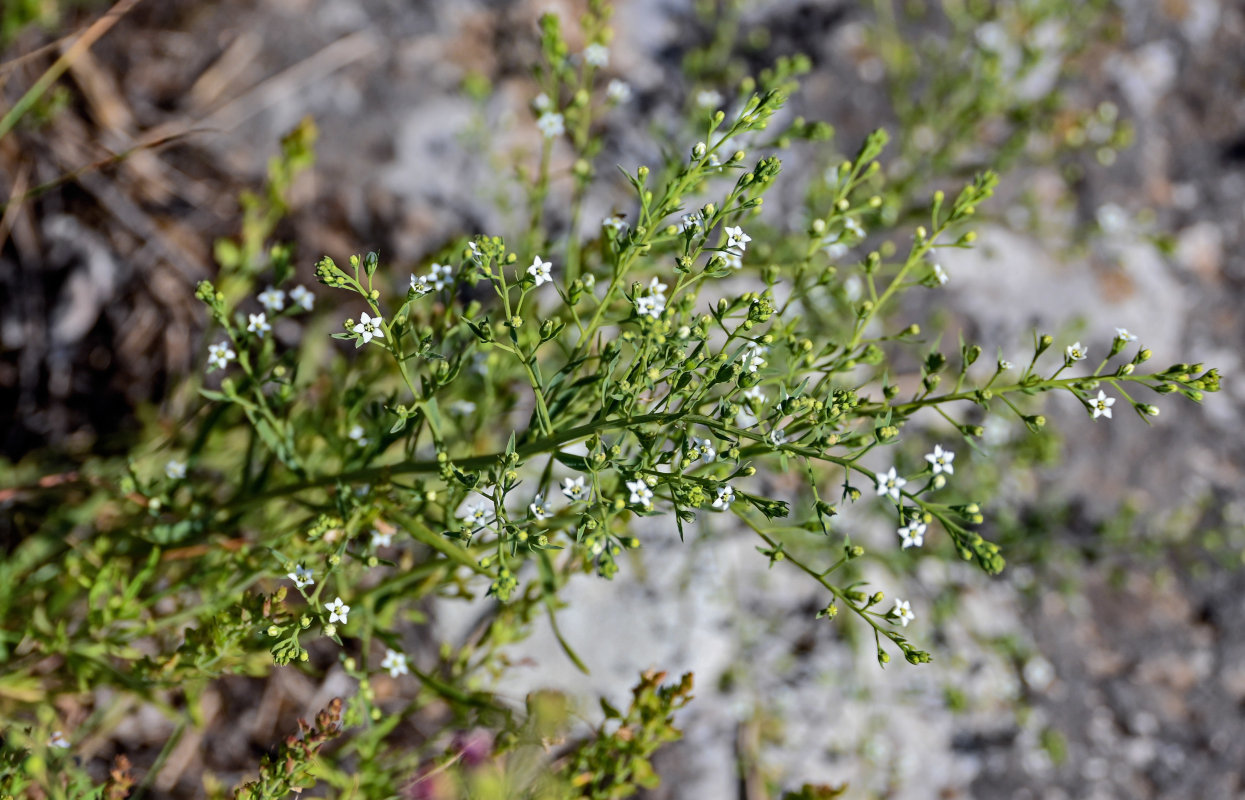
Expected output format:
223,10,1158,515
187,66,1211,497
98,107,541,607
2,0,1243,797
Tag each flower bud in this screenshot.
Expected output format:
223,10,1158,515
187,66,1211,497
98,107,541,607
692,141,707,159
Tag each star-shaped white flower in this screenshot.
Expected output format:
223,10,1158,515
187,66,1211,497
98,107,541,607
207,341,236,371
371,529,393,548
290,284,315,311
998,359,1014,371
458,501,494,528
924,445,955,475
1089,390,1115,420
875,467,906,501
353,312,385,345
537,112,565,138
741,342,767,373
680,213,703,234
288,564,315,589
742,386,765,404
529,493,553,520
584,43,609,67
606,79,632,104
48,731,70,749
528,256,553,286
634,294,665,319
165,459,187,480
409,273,431,296
561,476,589,502
898,522,926,549
1066,341,1088,362
381,648,409,678
626,479,654,509
602,214,628,234
769,428,787,446
247,312,270,338
1114,327,1137,342
724,226,752,252
647,277,668,300
325,596,349,625
258,286,286,312
724,252,743,270
689,436,716,462
891,599,915,627
712,484,735,509
427,263,453,290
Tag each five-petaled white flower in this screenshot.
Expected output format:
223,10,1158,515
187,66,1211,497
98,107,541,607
529,494,553,520
626,479,654,509
1114,327,1137,342
288,564,315,589
696,89,723,108
891,599,915,627
743,386,765,404
1066,341,1088,362
207,341,236,371
561,476,589,502
1089,390,1115,420
635,294,665,319
606,79,632,103
602,214,628,234
932,263,949,285
354,312,385,345
528,256,553,286
381,648,409,678
325,596,350,625
584,43,609,67
458,501,494,528
428,263,453,290
290,284,315,311
741,342,767,373
247,313,270,338
165,459,186,480
999,359,1014,371
647,277,668,300
680,213,703,234
537,112,565,138
258,286,286,312
924,445,955,475
48,731,70,749
409,273,431,296
349,424,368,446
724,226,752,252
769,428,787,446
899,522,926,549
371,529,392,548
689,436,717,462
724,252,743,270
876,467,906,501
712,484,735,509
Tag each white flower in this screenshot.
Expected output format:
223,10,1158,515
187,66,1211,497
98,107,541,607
723,252,743,270
891,599,916,627
696,89,723,108
348,424,368,446
537,112,565,138
165,459,186,480
724,225,752,252
288,564,315,589
529,493,553,520
680,213,703,234
1114,327,1137,342
821,232,849,260
769,428,787,446
371,529,393,548
584,43,609,67
289,284,315,311
634,294,665,319
427,263,453,290
602,214,628,234
741,342,767,373
606,79,632,103
875,467,906,501
582,273,596,289
409,273,431,296
1096,203,1127,233
689,436,717,462
844,218,866,239
467,241,482,261
1066,341,1088,362
247,312,270,338
924,444,955,475
932,263,949,285
448,400,476,416
381,648,409,678
561,476,589,502
711,484,735,509
533,92,551,111
48,731,70,749
647,277,668,300
258,286,286,312
1089,390,1115,420
325,596,350,625
207,341,236,371
626,478,654,509
998,359,1014,371
353,312,385,345
528,256,553,286
898,522,926,549
742,386,765,404
458,501,494,528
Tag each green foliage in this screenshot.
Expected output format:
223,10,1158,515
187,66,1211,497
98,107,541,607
0,1,1223,796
